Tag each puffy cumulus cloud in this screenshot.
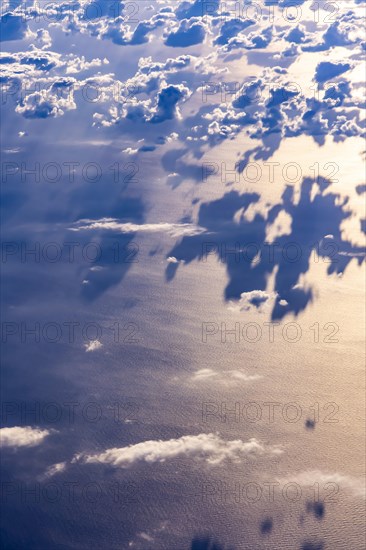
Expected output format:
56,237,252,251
91,53,220,128
81,0,125,20
97,12,169,46
138,54,193,75
26,1,174,46
108,54,193,100
214,18,256,46
176,0,220,21
220,26,273,52
1,0,364,149
303,16,365,52
165,17,206,47
217,65,366,150
0,49,105,74
94,80,192,126
0,426,52,448
15,82,77,118
149,83,191,122
84,339,103,352
32,28,53,49
0,49,113,119
74,433,282,467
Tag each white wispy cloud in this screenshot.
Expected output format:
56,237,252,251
278,470,366,500
192,368,261,382
69,218,206,238
42,462,67,479
74,433,282,467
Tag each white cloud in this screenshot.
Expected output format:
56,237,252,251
0,426,51,448
69,219,206,238
192,368,261,382
232,290,277,312
278,470,366,500
42,462,67,479
74,433,282,467
84,339,103,352
122,147,138,154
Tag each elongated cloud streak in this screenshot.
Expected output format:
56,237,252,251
74,433,282,467
69,218,206,237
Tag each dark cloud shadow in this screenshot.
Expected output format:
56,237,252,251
191,536,234,550
260,517,273,534
166,178,365,319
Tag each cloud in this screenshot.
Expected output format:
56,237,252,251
192,368,261,382
42,462,67,479
176,0,220,21
70,219,206,237
234,290,277,312
223,26,273,51
278,470,366,500
167,256,180,263
0,426,51,448
84,339,103,352
303,20,361,52
82,0,125,20
149,83,191,123
165,18,206,47
15,85,76,118
214,18,255,46
74,433,282,467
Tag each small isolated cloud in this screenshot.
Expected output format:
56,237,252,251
0,426,51,448
42,462,67,479
192,368,261,383
233,290,277,312
84,339,103,352
167,256,182,264
74,433,282,467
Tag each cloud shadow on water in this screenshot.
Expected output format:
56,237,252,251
166,178,365,319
